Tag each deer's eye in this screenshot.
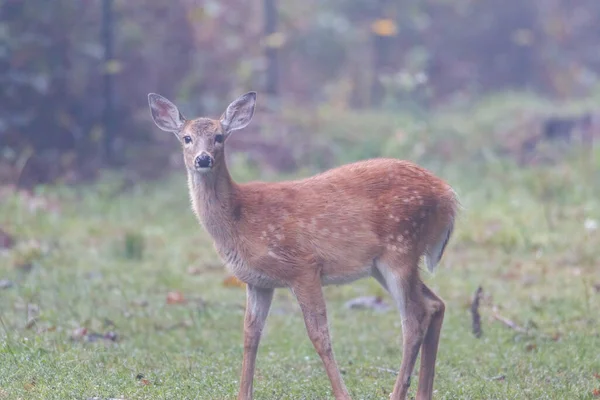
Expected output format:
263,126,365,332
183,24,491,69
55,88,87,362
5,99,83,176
214,134,224,144
183,136,192,144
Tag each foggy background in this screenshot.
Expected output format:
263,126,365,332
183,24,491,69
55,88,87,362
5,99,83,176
1,0,599,186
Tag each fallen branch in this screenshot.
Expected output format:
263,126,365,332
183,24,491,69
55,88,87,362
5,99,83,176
471,286,483,338
492,307,528,334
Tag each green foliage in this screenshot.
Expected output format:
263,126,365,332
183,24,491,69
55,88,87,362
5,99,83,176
120,231,145,261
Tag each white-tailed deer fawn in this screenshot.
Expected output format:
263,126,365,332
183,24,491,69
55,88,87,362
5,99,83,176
148,91,458,400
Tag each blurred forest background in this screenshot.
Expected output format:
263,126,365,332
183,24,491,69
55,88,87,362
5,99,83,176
1,0,600,186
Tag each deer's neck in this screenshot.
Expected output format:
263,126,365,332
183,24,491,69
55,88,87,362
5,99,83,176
187,163,238,245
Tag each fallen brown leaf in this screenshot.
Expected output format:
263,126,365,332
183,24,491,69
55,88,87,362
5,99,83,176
140,379,151,386
166,291,186,304
592,388,600,397
525,343,537,352
23,378,36,391
71,327,88,340
551,332,561,341
223,275,245,288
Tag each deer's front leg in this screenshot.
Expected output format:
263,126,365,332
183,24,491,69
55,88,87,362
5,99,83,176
238,284,274,400
292,276,351,400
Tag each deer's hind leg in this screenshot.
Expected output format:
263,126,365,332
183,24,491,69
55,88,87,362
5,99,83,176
415,284,445,400
374,256,437,400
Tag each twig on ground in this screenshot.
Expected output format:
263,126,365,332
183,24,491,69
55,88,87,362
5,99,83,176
375,367,397,375
471,286,483,338
492,307,528,334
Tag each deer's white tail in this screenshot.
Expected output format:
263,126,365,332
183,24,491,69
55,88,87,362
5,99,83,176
425,219,454,272
425,188,459,272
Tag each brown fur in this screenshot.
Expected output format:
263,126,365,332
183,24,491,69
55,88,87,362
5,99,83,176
148,92,458,400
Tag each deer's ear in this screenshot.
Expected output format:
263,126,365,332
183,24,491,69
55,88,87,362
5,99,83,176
148,93,185,132
220,92,256,134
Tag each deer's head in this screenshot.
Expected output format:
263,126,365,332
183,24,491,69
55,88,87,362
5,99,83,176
148,92,256,173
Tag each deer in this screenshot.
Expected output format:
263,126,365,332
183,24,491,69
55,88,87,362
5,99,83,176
147,91,458,400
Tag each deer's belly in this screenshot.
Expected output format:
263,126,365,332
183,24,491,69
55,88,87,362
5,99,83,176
222,248,287,288
219,245,375,289
321,264,373,286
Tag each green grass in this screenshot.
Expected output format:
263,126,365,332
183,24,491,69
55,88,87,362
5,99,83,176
1,99,600,399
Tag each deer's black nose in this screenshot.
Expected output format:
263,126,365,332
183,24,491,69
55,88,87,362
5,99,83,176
195,152,214,169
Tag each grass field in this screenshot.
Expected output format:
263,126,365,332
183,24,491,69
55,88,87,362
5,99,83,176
1,100,600,399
